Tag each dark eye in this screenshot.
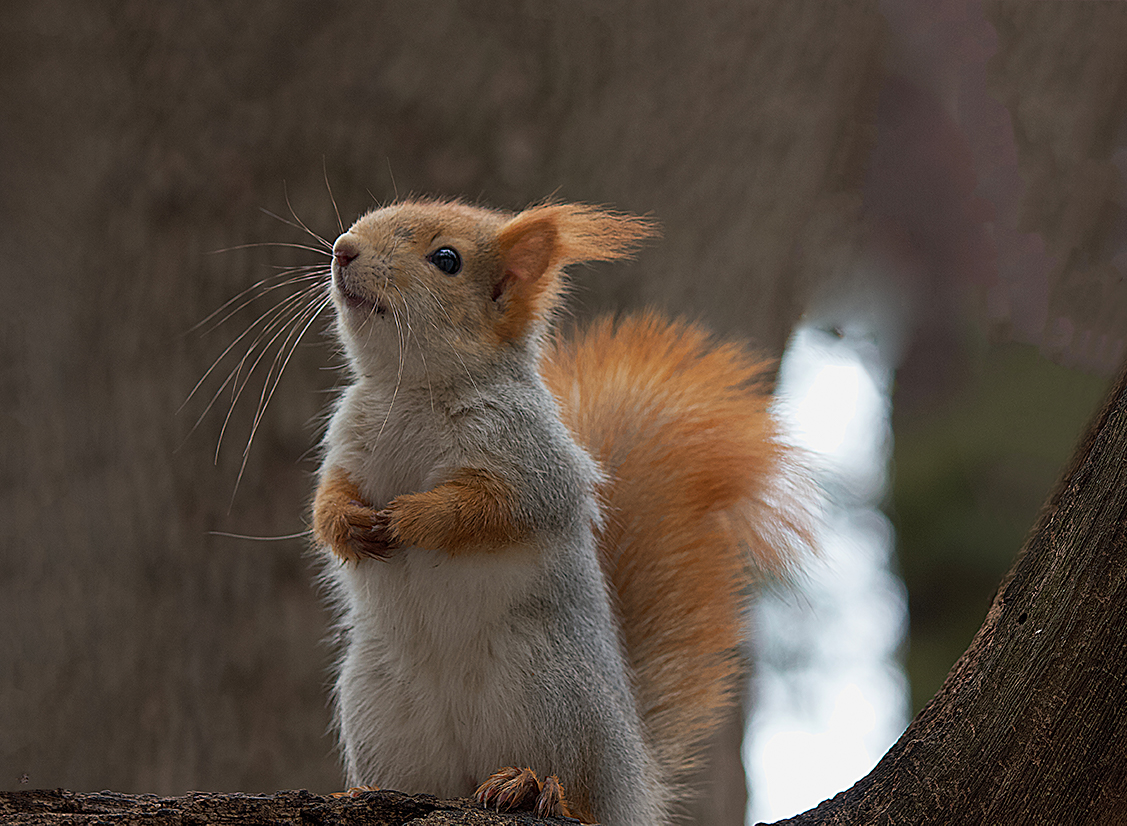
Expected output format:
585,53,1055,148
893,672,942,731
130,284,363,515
428,247,462,275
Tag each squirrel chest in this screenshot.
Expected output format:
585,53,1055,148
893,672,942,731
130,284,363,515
322,371,625,799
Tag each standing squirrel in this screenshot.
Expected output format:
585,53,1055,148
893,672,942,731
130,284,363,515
311,199,807,826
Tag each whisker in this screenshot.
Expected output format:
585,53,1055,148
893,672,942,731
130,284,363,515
190,268,329,335
416,279,479,394
231,292,333,500
403,292,436,417
269,262,333,273
323,156,345,235
245,291,334,456
207,285,328,455
208,240,331,257
184,281,326,417
284,182,332,250
217,283,327,423
374,296,409,446
187,194,340,505
208,529,313,542
385,158,399,202
247,297,331,450
450,337,479,394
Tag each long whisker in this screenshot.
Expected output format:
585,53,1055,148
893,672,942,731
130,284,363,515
190,268,328,335
183,280,326,417
373,293,409,446
270,262,334,273
402,288,436,417
215,283,327,422
323,156,344,235
284,182,332,250
244,291,334,456
230,291,333,500
449,333,480,394
208,240,331,257
386,158,399,202
208,284,328,455
416,279,479,393
188,194,341,506
208,529,313,542
418,346,435,417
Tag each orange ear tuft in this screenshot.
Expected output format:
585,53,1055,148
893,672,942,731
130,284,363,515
499,204,658,272
494,204,658,341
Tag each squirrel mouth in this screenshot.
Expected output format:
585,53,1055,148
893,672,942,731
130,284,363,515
334,273,388,316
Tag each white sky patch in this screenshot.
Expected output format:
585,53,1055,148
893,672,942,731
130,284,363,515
746,324,909,823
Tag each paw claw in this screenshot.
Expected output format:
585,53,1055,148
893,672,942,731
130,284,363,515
353,508,397,558
476,767,571,819
331,504,398,561
314,470,399,563
331,785,379,798
536,775,566,819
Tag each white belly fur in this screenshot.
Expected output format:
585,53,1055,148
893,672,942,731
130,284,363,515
331,544,544,795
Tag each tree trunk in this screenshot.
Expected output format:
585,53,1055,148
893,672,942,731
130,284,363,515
770,355,1127,824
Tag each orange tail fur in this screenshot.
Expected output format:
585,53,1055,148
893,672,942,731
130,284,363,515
542,311,807,780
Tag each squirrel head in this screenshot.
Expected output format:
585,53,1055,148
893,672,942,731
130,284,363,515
330,199,656,381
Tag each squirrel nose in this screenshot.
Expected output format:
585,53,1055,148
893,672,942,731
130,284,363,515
333,236,360,269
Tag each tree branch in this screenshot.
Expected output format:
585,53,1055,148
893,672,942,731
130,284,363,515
0,788,558,826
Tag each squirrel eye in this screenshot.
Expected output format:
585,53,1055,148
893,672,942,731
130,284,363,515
428,247,462,276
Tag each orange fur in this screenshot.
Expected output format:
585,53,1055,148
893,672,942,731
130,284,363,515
313,466,393,562
542,311,802,779
494,204,658,342
475,767,591,822
386,468,526,554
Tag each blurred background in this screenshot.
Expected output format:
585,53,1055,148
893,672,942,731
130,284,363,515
1,1,1123,823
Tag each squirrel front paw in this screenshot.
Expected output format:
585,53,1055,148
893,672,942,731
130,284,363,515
344,503,398,562
321,499,398,563
313,469,399,563
475,767,572,820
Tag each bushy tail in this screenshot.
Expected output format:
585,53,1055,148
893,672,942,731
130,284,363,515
542,311,809,780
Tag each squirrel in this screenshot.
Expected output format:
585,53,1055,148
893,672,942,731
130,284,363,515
310,198,807,826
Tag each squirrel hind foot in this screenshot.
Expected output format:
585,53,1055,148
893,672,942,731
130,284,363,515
330,785,380,798
475,767,573,820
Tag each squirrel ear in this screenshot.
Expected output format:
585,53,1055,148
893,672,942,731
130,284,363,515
492,205,658,338
496,213,560,293
498,203,658,277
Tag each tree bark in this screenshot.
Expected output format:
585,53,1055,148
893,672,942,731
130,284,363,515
0,788,542,826
769,356,1127,824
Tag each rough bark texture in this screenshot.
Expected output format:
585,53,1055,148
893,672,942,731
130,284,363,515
0,789,540,826
768,356,1127,824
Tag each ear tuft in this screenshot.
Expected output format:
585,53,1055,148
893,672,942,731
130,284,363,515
498,204,658,279
492,204,659,341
